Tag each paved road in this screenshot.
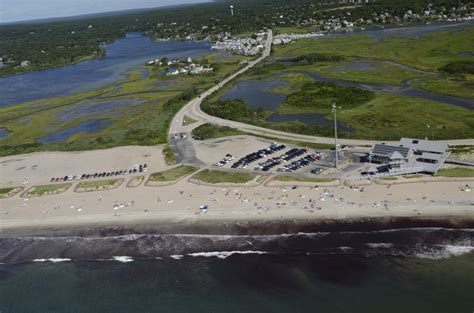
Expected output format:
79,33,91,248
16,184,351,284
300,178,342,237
169,30,273,136
170,137,206,166
169,29,473,147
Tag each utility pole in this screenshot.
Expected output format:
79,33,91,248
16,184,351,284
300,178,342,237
332,102,338,169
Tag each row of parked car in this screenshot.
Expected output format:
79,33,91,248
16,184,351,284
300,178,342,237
277,153,322,172
254,148,308,172
213,154,234,167
231,143,286,169
50,164,148,183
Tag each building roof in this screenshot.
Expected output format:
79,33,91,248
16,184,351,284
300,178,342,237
371,143,410,158
399,138,448,154
388,151,405,160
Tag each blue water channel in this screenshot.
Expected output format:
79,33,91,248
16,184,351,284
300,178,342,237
0,128,10,139
36,120,113,143
0,33,211,107
220,79,288,111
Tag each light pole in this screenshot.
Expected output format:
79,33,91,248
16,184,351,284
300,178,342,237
332,102,338,169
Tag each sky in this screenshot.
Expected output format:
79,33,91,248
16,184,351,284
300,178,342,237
0,0,210,23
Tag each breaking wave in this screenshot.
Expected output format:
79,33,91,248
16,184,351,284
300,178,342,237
188,250,268,259
33,258,71,263
112,256,134,263
0,228,472,264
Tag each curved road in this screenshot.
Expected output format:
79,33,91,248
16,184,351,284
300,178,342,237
170,30,473,146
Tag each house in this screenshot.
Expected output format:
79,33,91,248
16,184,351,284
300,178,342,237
20,60,31,67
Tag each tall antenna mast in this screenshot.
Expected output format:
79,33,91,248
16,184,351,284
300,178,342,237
332,102,339,169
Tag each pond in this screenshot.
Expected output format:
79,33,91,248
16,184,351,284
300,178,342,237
267,113,352,132
220,79,288,111
0,128,10,139
37,120,113,143
136,68,150,80
458,52,473,58
0,33,212,107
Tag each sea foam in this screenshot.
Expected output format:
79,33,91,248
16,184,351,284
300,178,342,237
33,258,71,263
366,243,394,249
415,245,474,260
112,256,134,263
187,250,268,259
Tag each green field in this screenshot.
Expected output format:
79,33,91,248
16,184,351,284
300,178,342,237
203,75,474,140
192,123,246,139
275,176,335,183
337,94,473,140
77,179,121,189
411,75,474,99
201,24,474,141
272,25,474,71
149,165,198,182
182,115,198,126
191,169,258,184
269,24,474,99
435,168,474,178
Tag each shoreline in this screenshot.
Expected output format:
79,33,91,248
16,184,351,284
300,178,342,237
2,214,473,238
1,215,473,265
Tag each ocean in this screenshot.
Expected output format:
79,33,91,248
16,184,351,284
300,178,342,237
0,227,473,312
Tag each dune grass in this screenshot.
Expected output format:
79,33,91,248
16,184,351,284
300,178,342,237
192,169,258,184
0,187,14,194
435,168,474,178
149,165,198,182
77,179,121,189
163,145,177,165
275,175,335,183
127,176,145,188
403,174,424,179
25,183,70,196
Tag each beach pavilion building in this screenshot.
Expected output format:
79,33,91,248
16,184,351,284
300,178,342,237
367,138,450,175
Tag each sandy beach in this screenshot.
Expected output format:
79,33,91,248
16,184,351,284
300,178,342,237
0,143,472,236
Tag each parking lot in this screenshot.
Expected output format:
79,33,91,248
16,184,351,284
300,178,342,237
49,163,148,183
0,146,167,187
194,135,334,176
